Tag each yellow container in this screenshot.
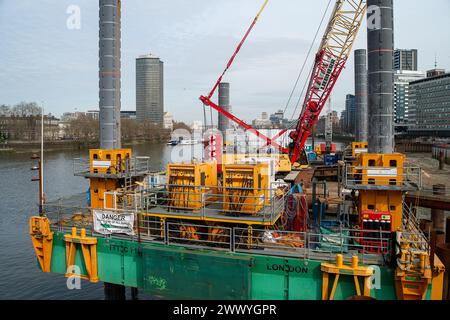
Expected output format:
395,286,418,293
167,163,217,210
358,153,405,186
88,149,132,209
352,142,368,157
222,153,291,173
89,149,132,175
354,153,406,231
359,190,403,230
222,164,268,215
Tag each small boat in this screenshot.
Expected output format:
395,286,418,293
179,139,199,145
167,140,179,146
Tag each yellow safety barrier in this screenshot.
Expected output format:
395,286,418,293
63,227,99,283
29,216,54,273
321,254,373,300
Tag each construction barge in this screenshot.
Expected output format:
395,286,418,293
29,146,445,300
28,0,447,300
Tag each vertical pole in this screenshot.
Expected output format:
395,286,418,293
131,287,139,300
38,159,43,216
311,127,315,150
354,49,368,142
439,151,445,170
99,0,121,149
446,217,450,244
41,106,44,212
218,82,230,136
367,0,395,154
431,184,446,232
104,282,126,300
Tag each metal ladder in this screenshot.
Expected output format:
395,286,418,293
394,202,432,300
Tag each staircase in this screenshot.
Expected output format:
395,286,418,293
397,277,429,300
395,202,432,300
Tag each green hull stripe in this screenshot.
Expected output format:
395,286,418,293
48,232,431,300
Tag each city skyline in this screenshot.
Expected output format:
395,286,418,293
1,0,450,124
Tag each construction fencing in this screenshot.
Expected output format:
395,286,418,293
43,198,411,266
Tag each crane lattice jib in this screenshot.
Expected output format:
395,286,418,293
290,0,366,163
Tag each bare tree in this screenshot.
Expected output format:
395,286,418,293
67,114,99,141
11,102,41,117
0,105,11,116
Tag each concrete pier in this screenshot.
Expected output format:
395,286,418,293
99,0,121,149
354,49,368,142
367,0,395,154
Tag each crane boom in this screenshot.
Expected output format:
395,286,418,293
200,0,366,162
206,0,269,100
289,0,366,162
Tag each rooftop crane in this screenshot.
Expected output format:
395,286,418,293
200,0,367,164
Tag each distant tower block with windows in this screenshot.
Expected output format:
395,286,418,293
136,54,164,124
218,82,231,135
394,49,418,71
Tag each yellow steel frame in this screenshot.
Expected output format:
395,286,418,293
321,254,373,300
223,164,269,215
222,153,291,173
141,211,283,227
167,162,217,211
320,0,367,63
89,149,132,209
63,227,99,283
352,142,368,157
29,216,54,273
89,149,132,175
355,153,406,231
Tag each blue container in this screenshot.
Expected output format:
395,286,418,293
324,154,338,166
307,152,317,162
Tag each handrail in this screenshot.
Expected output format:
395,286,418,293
73,157,150,177
44,201,399,266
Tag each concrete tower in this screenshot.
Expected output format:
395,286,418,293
354,49,368,142
367,0,395,154
218,83,230,134
99,0,121,149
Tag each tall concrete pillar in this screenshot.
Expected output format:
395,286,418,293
367,0,394,154
104,283,126,300
218,83,230,135
431,184,446,232
354,49,368,142
99,0,121,149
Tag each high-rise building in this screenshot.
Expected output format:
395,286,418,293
136,54,164,124
252,112,272,128
393,70,426,124
427,68,446,78
394,49,418,71
340,110,347,133
163,112,173,130
344,94,356,134
409,70,450,137
270,110,284,126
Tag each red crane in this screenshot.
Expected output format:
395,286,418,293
200,0,367,163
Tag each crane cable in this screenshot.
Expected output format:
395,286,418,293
207,0,269,100
269,0,333,149
282,0,333,116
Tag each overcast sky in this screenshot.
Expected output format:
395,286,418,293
1,0,449,124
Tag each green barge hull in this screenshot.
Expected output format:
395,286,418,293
46,231,435,300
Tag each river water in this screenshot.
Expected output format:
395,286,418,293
0,138,336,300
0,143,177,299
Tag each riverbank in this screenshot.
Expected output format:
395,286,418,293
1,137,169,154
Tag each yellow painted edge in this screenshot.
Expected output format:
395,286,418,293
141,211,282,226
